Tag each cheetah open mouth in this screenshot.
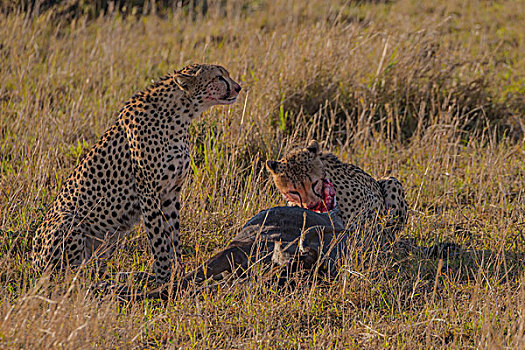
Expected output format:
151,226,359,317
307,179,336,213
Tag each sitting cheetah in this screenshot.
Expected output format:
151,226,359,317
266,140,408,239
32,64,241,282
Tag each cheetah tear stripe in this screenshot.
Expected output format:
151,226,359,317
308,179,336,213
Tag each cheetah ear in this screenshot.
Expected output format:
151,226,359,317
266,160,281,174
175,73,196,90
306,140,320,155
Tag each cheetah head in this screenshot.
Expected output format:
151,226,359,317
175,64,241,107
266,140,336,213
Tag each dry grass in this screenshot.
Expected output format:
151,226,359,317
1,0,525,348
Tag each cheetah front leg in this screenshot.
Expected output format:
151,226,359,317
138,192,182,283
378,176,408,235
127,125,186,283
160,187,183,260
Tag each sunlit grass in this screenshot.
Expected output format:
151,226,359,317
0,0,524,348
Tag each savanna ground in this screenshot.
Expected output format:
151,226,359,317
1,0,525,348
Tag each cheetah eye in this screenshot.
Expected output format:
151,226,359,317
289,191,300,196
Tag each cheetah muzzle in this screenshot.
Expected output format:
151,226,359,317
307,179,336,213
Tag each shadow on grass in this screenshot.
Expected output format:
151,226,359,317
91,207,525,304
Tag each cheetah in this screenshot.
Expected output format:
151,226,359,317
32,63,241,283
266,140,408,240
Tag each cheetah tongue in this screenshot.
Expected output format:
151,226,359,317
310,179,336,213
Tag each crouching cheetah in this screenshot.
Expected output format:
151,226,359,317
266,140,408,239
32,64,241,282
